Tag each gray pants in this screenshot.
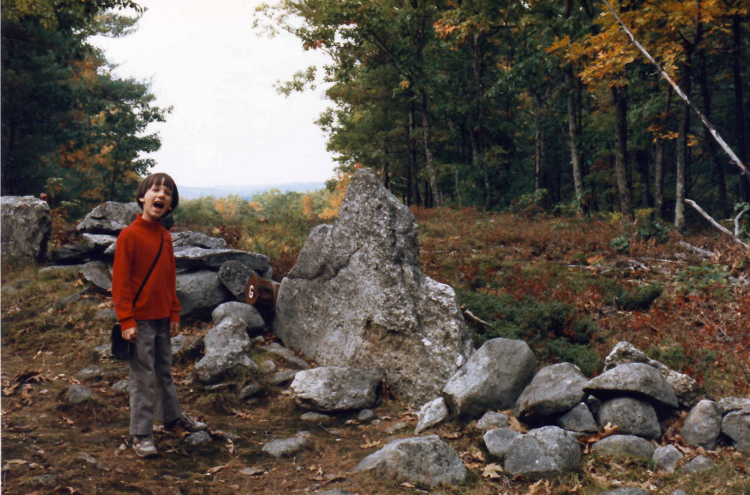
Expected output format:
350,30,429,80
128,318,182,436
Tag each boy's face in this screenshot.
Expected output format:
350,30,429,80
139,182,173,222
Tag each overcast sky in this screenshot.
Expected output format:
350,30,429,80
92,0,335,188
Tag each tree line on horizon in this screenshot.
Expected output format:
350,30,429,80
256,0,750,231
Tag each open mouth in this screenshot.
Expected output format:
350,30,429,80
153,201,165,211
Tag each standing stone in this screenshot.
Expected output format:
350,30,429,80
351,435,467,487
503,426,581,478
597,397,661,439
1,196,51,261
680,400,722,450
274,168,473,405
443,338,536,421
514,362,587,422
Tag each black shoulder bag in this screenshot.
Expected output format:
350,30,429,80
111,233,164,360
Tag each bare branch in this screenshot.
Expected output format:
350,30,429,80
734,206,749,238
685,199,749,249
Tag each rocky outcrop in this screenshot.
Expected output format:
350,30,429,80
274,168,473,404
1,196,51,261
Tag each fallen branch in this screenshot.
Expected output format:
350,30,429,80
463,308,491,327
685,199,749,249
677,241,715,258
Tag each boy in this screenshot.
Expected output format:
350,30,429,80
112,172,207,458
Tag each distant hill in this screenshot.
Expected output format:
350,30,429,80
178,182,326,201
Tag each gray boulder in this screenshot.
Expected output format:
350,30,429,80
177,270,234,320
584,362,679,409
290,366,381,412
597,397,661,439
443,338,536,421
172,231,227,251
476,411,509,433
81,260,111,293
722,409,750,453
1,196,51,261
175,247,271,276
483,427,521,461
76,202,141,235
415,397,449,434
653,444,683,472
556,403,598,433
211,301,265,333
351,435,467,487
680,400,722,450
504,426,581,478
604,341,706,408
274,168,474,405
591,435,655,460
514,362,587,422
718,397,750,415
194,316,257,383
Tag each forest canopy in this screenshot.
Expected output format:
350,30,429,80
256,0,750,231
1,0,168,214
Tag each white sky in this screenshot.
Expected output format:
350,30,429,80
92,0,335,188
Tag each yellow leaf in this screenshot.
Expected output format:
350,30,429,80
482,463,503,478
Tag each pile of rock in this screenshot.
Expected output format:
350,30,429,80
41,201,272,320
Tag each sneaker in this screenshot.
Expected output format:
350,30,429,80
166,412,208,433
132,435,158,458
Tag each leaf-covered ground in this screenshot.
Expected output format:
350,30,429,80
2,209,749,494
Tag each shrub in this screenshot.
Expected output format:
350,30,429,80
546,340,603,376
616,284,663,311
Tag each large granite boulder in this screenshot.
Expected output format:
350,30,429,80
351,435,467,487
273,168,473,405
1,196,51,261
442,338,536,421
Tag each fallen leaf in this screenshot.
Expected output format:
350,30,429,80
507,416,528,433
400,482,415,488
239,467,265,476
482,463,503,478
62,417,74,425
359,439,381,449
205,464,227,476
230,408,251,420
21,384,33,405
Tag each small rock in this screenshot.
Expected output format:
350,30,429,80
301,412,333,423
722,409,750,453
597,397,661,439
718,397,750,415
358,409,376,422
269,370,298,386
504,426,581,478
30,474,58,487
591,435,655,460
584,362,679,409
291,367,380,412
65,384,94,405
258,360,277,374
557,403,598,433
653,444,683,472
386,421,409,434
111,380,129,394
184,430,212,447
680,455,715,474
238,382,264,399
476,411,509,433
514,362,587,422
415,397,448,434
601,489,649,495
483,427,521,461
262,437,311,458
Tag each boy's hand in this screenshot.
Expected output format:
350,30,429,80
169,321,180,338
122,325,138,342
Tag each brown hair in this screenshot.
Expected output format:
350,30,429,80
135,173,180,211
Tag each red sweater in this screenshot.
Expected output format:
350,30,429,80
112,214,180,330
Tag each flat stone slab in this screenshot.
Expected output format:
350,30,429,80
584,362,678,409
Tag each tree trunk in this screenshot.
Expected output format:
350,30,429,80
420,90,441,207
612,85,633,218
698,51,727,217
471,33,490,210
408,102,421,207
732,14,749,201
567,67,584,214
534,109,544,192
675,59,692,231
654,86,672,219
